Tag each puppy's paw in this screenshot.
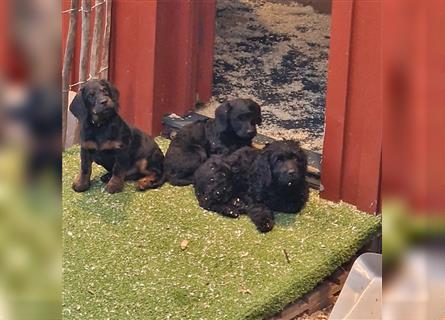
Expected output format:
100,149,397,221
248,205,275,233
221,207,240,218
255,217,274,233
136,174,157,191
106,176,124,194
72,174,90,192
231,197,247,212
100,172,112,183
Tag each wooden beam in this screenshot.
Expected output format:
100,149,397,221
62,0,79,147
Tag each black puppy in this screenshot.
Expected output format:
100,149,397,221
248,140,309,214
193,141,308,233
164,99,262,186
245,140,309,232
194,146,258,217
69,79,164,193
193,146,273,232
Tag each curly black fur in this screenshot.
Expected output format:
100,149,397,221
69,79,164,194
164,99,262,186
248,140,309,214
193,141,308,233
194,147,258,217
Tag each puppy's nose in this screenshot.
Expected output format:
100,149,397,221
100,98,108,105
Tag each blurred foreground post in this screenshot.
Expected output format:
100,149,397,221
62,0,79,147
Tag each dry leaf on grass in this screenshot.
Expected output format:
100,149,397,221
180,239,189,250
239,287,252,295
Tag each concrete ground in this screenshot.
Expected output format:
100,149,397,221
197,0,331,153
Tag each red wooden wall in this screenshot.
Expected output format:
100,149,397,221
322,0,445,214
62,0,216,136
382,0,445,213
321,0,382,214
0,2,28,82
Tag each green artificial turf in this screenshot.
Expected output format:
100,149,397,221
63,138,381,320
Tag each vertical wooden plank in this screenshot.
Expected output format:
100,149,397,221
196,0,216,102
320,0,355,202
381,0,416,207
109,0,158,134
354,1,382,213
0,1,11,75
426,0,445,211
0,1,27,82
188,0,199,116
382,0,445,213
322,0,382,213
342,0,382,212
152,0,199,134
62,0,82,87
409,1,428,210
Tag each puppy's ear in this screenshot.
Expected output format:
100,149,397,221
248,100,262,125
215,101,232,133
249,151,272,199
296,147,308,173
69,89,87,121
286,140,307,171
101,80,120,105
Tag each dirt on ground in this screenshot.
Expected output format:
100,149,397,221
197,0,331,152
295,305,333,320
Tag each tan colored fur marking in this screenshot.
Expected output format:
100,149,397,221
137,173,157,191
82,141,98,150
136,159,148,173
106,175,124,193
72,172,91,192
99,140,123,150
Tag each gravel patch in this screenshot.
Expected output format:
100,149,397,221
198,0,331,152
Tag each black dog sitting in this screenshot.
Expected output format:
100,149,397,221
193,141,309,232
164,99,262,186
69,79,164,193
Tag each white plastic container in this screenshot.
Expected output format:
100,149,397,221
329,253,382,320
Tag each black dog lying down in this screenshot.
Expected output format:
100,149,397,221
194,141,309,232
70,79,164,193
194,146,258,217
164,99,262,186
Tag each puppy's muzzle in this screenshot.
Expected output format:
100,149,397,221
245,129,256,138
92,100,113,118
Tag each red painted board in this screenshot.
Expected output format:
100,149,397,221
341,0,381,213
320,0,354,202
321,0,382,214
108,0,158,134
